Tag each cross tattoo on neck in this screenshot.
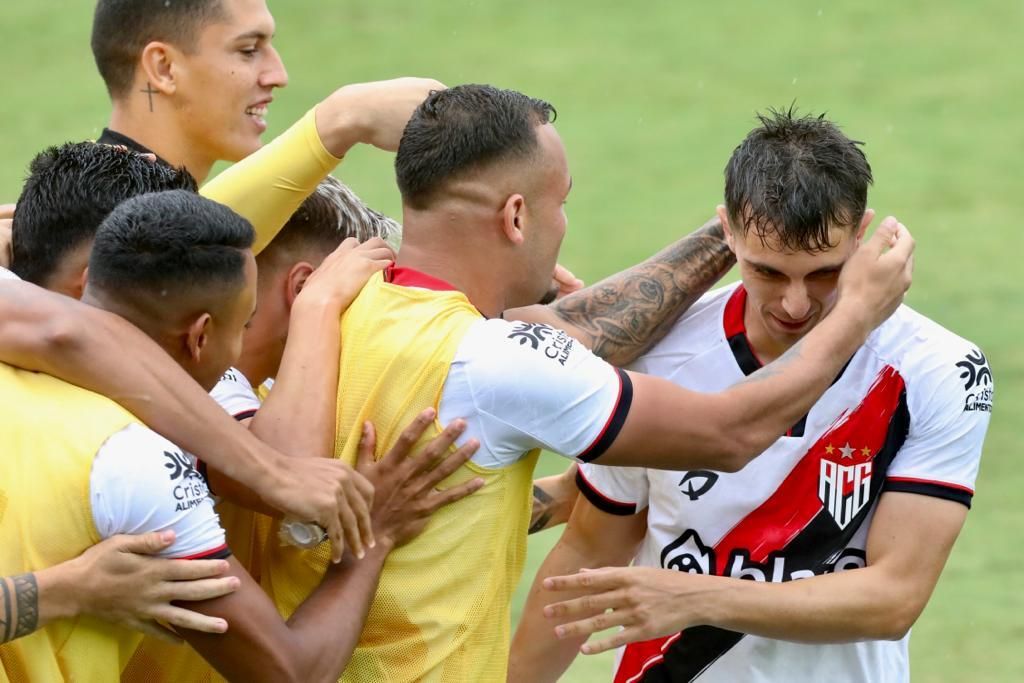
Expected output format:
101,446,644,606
140,82,159,112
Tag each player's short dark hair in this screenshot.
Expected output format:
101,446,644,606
260,176,401,265
724,106,873,252
88,190,254,301
11,142,197,286
91,0,225,98
395,84,556,209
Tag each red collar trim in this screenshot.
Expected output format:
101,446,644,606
723,284,748,339
384,265,459,292
722,285,766,368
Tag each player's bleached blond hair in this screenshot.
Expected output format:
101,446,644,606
260,176,403,264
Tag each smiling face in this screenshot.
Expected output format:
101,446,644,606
172,0,288,163
721,207,870,361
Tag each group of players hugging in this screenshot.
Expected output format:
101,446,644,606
0,2,990,682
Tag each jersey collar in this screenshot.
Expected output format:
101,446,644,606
96,129,173,168
383,264,459,291
723,285,764,376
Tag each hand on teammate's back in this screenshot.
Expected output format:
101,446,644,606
298,236,394,312
319,77,446,156
356,409,484,548
70,530,239,642
835,216,914,331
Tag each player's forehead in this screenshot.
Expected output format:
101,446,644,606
200,0,276,43
534,124,570,189
737,222,855,272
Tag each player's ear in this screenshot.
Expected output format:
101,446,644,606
72,266,88,301
286,261,316,307
185,312,212,362
856,209,875,244
716,205,736,253
501,194,526,246
139,41,179,96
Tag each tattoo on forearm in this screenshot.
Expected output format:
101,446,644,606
552,218,735,366
1,573,39,644
141,82,158,113
529,484,556,535
739,338,805,385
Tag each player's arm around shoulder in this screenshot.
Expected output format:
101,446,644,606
504,217,735,366
509,465,647,683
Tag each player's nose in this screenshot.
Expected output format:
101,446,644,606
780,284,811,320
261,46,289,89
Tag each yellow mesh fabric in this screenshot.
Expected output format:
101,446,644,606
261,272,539,683
0,363,141,682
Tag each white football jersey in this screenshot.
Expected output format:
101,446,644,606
579,284,992,683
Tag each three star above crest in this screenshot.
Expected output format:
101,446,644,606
825,442,873,459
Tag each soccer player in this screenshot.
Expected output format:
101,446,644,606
88,0,426,250
255,85,914,682
90,0,288,184
0,190,481,681
512,109,992,683
120,176,404,682
216,175,402,423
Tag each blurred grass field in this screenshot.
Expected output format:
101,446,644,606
1,1,1020,680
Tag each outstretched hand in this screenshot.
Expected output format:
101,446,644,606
542,566,705,655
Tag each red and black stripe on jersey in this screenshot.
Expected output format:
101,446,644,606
596,365,911,683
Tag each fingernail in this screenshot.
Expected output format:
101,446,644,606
160,530,175,543
357,549,365,559
555,626,566,638
217,619,228,632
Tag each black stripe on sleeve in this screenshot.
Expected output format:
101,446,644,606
233,409,258,421
575,468,637,516
884,479,973,509
578,368,634,464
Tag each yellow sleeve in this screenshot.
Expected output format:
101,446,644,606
200,109,342,255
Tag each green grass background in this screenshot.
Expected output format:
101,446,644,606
1,1,1020,680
